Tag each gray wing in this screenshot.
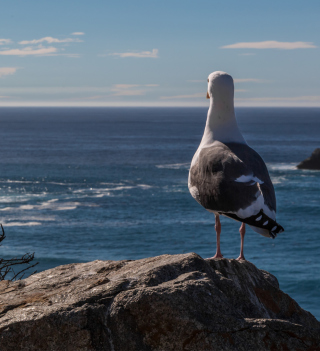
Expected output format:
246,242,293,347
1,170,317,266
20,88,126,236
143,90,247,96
189,141,276,215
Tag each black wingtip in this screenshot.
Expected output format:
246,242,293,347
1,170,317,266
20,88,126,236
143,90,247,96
270,224,284,239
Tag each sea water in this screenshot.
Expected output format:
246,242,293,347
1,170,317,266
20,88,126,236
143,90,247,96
0,107,319,319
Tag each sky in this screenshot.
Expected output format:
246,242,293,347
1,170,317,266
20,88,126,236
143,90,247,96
0,0,320,107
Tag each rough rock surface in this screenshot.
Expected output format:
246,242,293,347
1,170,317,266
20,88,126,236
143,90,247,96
297,148,320,170
0,253,319,351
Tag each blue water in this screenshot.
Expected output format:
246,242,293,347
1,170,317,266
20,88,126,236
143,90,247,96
0,107,319,319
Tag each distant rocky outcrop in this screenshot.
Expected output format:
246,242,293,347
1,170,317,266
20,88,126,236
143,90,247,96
0,253,319,351
297,148,320,170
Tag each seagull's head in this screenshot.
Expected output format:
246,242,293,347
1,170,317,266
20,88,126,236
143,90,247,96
206,71,234,103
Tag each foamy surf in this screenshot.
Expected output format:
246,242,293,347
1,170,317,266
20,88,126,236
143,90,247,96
156,163,190,170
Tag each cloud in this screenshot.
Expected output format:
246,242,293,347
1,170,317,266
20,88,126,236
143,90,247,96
113,84,140,89
110,49,159,58
71,32,85,35
160,93,204,100
110,83,158,96
188,79,263,83
234,79,264,83
0,67,19,78
112,90,145,96
0,46,58,56
111,84,145,96
221,41,317,50
19,37,82,45
236,95,320,102
0,39,11,45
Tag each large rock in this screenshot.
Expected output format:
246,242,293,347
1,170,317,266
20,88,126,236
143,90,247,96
297,148,320,170
0,253,319,351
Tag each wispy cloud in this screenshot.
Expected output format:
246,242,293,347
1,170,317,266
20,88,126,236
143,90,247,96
0,85,158,95
71,32,85,36
113,84,140,89
19,37,82,45
110,49,159,58
234,79,264,83
111,83,158,96
236,95,320,102
111,84,144,96
112,90,145,96
222,41,317,50
0,34,82,57
188,79,263,83
0,46,58,56
0,39,11,45
0,67,20,78
160,93,204,100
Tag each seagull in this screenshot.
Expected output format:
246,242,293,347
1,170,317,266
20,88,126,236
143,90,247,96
188,71,284,260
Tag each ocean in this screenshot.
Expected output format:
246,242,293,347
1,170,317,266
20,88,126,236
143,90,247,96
0,107,319,319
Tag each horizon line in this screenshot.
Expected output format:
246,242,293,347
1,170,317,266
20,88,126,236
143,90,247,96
1,102,320,108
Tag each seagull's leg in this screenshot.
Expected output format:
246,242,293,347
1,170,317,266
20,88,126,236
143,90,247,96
236,223,246,261
212,214,223,259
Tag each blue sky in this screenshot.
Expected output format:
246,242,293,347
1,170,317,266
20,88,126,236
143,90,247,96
1,0,320,106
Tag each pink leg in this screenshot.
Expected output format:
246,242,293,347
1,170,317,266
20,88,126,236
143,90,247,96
236,223,246,261
211,214,223,259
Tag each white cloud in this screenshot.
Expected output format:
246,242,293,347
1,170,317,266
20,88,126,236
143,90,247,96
160,93,204,100
234,79,264,83
113,84,140,89
0,39,11,45
221,41,317,50
112,90,145,96
71,32,85,35
110,49,159,58
111,84,144,96
0,46,58,56
236,96,320,102
19,37,82,45
188,79,263,83
0,67,19,78
110,83,158,96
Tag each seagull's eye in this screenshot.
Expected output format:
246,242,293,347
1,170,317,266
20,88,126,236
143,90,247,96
207,79,209,82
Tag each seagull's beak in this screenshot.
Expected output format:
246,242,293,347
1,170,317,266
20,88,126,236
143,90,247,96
206,91,210,99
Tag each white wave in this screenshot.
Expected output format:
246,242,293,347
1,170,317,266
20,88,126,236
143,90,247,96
0,200,97,212
5,215,56,221
270,176,287,185
73,184,151,194
137,184,153,189
0,193,48,203
267,163,297,171
156,163,190,170
0,180,40,184
73,186,135,193
3,221,42,227
100,182,125,186
45,182,71,186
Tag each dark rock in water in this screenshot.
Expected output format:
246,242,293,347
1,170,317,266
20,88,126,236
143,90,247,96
0,253,319,351
297,148,320,170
